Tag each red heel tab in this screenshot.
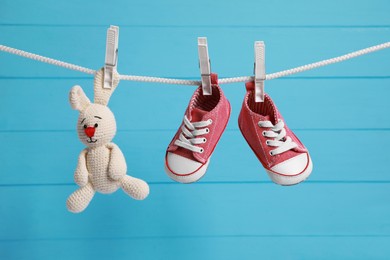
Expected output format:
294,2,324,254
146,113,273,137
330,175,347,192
211,73,218,85
245,81,255,91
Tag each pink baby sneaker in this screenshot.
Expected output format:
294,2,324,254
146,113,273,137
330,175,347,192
165,74,231,183
238,81,313,185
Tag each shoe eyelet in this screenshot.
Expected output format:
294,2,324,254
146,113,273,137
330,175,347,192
208,119,213,124
262,131,266,136
200,148,204,153
203,138,207,143
265,140,270,145
269,151,274,156
205,128,210,133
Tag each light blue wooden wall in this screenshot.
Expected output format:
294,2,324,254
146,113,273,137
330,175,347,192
1,0,390,259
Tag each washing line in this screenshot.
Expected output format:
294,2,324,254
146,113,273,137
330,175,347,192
1,42,390,85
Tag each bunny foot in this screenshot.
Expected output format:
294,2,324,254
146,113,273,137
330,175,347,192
120,175,149,200
66,182,95,213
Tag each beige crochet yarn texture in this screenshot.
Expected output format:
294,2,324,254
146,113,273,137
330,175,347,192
66,68,150,213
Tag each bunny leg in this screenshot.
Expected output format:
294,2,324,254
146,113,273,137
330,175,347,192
66,182,95,213
119,175,149,200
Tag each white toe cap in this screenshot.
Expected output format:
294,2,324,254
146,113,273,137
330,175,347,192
271,153,309,176
166,152,203,175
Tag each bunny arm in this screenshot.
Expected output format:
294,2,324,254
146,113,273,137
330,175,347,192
107,143,127,181
74,148,89,187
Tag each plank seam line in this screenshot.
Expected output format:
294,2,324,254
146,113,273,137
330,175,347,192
1,24,390,28
1,128,390,133
1,234,390,242
1,181,390,187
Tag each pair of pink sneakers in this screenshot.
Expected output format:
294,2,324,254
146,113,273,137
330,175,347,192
164,74,313,185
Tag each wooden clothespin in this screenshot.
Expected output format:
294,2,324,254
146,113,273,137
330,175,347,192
254,41,265,102
198,37,212,95
103,25,119,89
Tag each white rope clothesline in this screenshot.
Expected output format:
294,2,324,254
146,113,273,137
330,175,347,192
1,42,390,85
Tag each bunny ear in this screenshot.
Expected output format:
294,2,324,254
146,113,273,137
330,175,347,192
93,68,120,106
69,85,91,111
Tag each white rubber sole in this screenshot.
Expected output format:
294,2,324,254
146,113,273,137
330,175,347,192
265,155,313,186
164,159,210,184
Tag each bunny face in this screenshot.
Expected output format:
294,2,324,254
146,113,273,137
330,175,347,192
69,85,117,148
77,104,116,148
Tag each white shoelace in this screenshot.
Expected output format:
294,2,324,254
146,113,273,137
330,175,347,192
258,119,298,156
174,115,212,153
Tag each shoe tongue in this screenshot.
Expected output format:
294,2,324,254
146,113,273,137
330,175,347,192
259,114,272,122
190,107,208,122
258,113,278,125
258,97,279,125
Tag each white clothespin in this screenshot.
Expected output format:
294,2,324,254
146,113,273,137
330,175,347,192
254,41,266,102
103,25,119,89
198,37,212,95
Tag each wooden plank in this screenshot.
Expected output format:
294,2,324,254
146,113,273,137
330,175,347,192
1,236,390,260
0,78,389,131
1,0,390,26
0,27,389,79
0,130,389,184
0,184,389,240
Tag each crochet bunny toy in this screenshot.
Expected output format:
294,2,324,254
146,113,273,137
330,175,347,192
66,69,149,213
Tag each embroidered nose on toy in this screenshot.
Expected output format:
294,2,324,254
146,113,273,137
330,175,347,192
84,127,96,138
